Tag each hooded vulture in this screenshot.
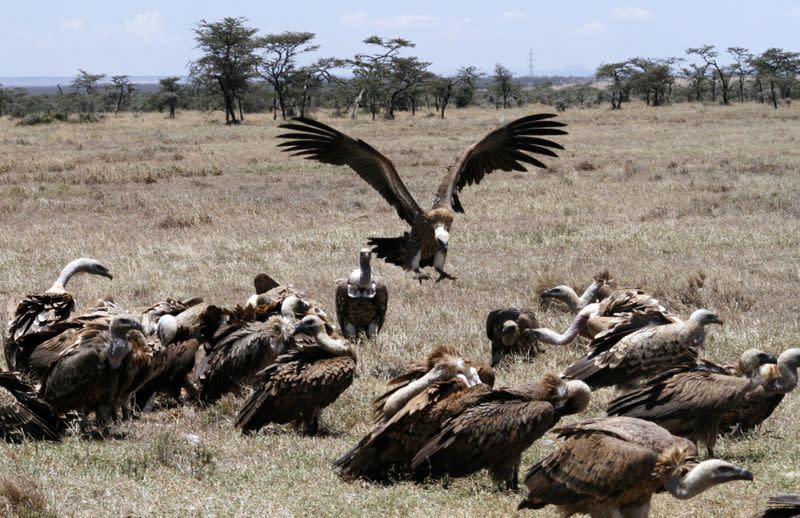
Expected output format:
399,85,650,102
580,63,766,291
0,371,65,441
411,374,591,490
721,347,800,434
40,314,151,432
235,315,357,435
6,258,113,369
519,416,754,517
335,249,388,339
334,351,490,482
485,308,540,366
562,309,722,390
276,114,566,282
606,348,778,456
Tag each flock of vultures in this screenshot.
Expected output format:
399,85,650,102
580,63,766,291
2,114,799,517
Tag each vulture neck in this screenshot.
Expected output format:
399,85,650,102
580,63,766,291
280,297,302,319
383,369,442,419
107,330,132,370
49,258,92,293
775,351,800,392
576,280,604,310
315,330,351,357
665,462,725,500
536,312,591,345
357,255,372,289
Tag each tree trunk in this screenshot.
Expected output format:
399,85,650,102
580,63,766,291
711,82,716,102
116,88,124,114
238,97,244,121
440,82,452,118
350,89,364,120
169,102,175,118
770,81,778,109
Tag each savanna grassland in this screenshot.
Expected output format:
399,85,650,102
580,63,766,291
0,102,799,517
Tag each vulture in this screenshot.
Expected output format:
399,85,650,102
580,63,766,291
245,272,282,308
334,351,491,482
721,347,800,434
540,274,609,313
485,307,540,366
411,374,591,490
276,114,566,282
235,315,357,435
40,314,152,432
755,495,800,518
0,371,64,441
518,416,754,517
520,303,598,348
606,349,778,456
371,346,493,421
133,333,201,412
335,249,389,339
5,258,113,369
562,309,722,390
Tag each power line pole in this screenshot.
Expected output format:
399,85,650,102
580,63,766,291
528,48,535,87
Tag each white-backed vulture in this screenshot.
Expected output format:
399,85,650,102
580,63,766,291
335,249,388,339
371,346,494,421
139,297,204,337
40,314,151,432
0,371,64,441
540,275,608,313
277,114,566,282
562,309,722,389
518,416,754,517
485,308,540,366
520,303,598,347
334,359,492,482
5,258,113,369
721,348,800,434
235,315,356,435
411,375,591,489
606,349,778,455
755,494,800,518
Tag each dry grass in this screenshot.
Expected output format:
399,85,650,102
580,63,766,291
0,103,799,516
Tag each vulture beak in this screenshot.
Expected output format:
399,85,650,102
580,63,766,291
732,467,754,481
710,315,724,326
541,289,558,299
292,318,315,336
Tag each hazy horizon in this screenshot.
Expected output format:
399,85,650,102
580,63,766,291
3,1,800,78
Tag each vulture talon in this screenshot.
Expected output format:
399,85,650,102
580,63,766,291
434,270,457,282
414,272,431,283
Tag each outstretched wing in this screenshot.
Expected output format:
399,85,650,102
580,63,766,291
434,113,567,212
277,117,422,225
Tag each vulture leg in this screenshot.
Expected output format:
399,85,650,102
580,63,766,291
434,268,457,283
366,323,379,338
304,407,322,435
344,323,358,339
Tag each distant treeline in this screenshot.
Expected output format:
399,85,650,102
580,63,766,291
2,17,798,124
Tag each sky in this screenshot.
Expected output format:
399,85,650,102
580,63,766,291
3,0,800,80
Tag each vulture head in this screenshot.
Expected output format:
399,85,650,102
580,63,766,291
293,315,354,357
556,380,592,417
434,225,450,253
540,285,580,311
156,314,178,348
281,295,311,320
49,257,113,292
738,349,778,377
108,314,145,369
665,458,753,500
688,309,723,326
765,348,800,394
500,320,520,346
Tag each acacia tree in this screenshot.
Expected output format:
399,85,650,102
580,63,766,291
749,48,800,108
596,62,629,109
256,31,320,120
190,17,259,124
158,76,181,118
680,63,708,101
109,75,134,113
493,63,514,108
71,69,105,114
627,58,675,106
687,45,734,104
727,47,751,102
428,66,483,118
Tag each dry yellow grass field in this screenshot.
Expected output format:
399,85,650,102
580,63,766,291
0,102,799,517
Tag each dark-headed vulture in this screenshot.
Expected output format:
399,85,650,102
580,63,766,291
5,258,113,369
276,114,566,282
411,374,591,490
235,315,356,435
721,347,800,434
519,416,754,517
335,249,388,339
606,348,778,455
485,308,540,366
0,371,65,441
40,314,151,432
562,309,722,390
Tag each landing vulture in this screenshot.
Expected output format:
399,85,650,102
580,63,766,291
411,374,590,489
335,249,388,338
562,309,722,389
235,315,356,435
606,349,778,455
519,416,754,517
6,258,113,369
277,114,566,282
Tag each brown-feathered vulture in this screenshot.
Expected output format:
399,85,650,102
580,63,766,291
606,349,777,456
518,416,754,517
411,374,591,490
5,258,113,369
276,114,566,282
562,309,722,389
334,352,491,482
40,314,151,432
0,371,65,441
485,307,540,366
235,315,356,435
335,249,388,339
721,348,800,434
